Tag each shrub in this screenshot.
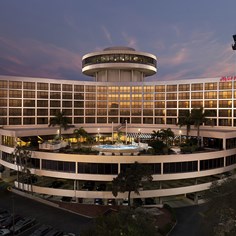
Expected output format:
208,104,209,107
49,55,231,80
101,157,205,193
148,140,169,155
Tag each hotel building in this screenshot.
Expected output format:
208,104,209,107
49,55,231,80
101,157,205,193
0,47,236,204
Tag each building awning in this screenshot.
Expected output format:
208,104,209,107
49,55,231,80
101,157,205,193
127,133,152,139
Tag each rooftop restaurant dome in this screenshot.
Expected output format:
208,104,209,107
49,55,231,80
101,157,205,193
103,46,136,51
82,46,157,82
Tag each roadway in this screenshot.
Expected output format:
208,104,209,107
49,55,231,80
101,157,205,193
170,204,210,236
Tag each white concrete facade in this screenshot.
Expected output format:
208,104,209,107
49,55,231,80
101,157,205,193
0,47,236,204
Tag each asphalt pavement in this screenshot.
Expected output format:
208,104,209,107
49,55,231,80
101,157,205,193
170,204,210,236
0,188,93,235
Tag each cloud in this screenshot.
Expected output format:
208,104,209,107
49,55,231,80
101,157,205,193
122,32,137,48
161,47,189,66
0,36,83,80
172,25,181,38
154,29,236,81
101,25,113,44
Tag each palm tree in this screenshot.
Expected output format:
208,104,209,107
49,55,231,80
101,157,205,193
73,127,88,144
191,107,208,147
159,128,175,147
48,111,70,140
86,135,95,145
177,110,193,140
151,130,161,140
12,146,32,191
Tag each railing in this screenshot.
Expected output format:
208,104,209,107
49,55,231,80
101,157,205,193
114,123,125,131
39,141,68,151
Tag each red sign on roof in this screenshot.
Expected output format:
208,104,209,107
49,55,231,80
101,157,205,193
220,76,236,82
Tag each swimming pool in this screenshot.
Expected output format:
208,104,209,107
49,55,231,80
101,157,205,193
93,144,140,153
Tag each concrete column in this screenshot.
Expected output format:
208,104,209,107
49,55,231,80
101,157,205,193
223,138,226,150
74,180,78,203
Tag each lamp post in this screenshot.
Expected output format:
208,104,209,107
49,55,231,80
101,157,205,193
125,120,127,144
112,122,114,144
179,130,182,145
97,128,100,144
138,128,141,143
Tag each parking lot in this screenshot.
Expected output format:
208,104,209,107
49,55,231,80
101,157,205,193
0,181,92,235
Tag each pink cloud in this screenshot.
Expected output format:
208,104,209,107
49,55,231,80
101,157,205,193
161,47,189,66
0,36,82,79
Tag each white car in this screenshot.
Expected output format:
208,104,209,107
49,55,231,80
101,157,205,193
122,198,129,206
0,229,11,236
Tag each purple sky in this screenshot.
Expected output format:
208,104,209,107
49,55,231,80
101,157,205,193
1,0,236,82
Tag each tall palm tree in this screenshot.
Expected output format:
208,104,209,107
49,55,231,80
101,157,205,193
177,110,193,140
12,146,32,191
191,107,208,147
48,111,70,140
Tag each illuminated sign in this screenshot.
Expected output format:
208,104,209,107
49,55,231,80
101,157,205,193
220,76,236,82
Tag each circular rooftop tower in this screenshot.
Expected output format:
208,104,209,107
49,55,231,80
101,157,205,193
82,47,157,82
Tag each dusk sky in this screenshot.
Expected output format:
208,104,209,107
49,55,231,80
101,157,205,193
1,0,236,82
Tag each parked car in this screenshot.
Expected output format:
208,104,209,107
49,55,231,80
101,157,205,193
107,199,116,206
10,217,36,234
81,181,95,191
29,224,52,236
94,198,104,205
0,214,22,229
122,199,129,206
0,229,11,236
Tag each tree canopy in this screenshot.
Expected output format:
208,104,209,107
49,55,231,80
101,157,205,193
191,107,209,147
112,162,153,206
80,208,160,236
73,127,88,143
48,111,71,140
177,110,193,140
203,177,236,235
177,107,212,147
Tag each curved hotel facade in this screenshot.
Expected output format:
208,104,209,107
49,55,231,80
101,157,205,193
0,47,236,204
